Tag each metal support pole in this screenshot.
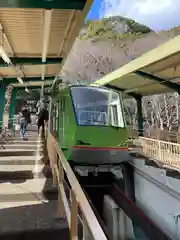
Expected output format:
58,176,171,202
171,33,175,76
9,88,17,131
136,96,143,136
39,84,45,110
40,84,44,99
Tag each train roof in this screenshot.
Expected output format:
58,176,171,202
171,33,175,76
57,84,102,90
67,84,111,89
58,84,122,93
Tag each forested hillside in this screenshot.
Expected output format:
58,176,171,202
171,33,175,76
79,16,151,41
61,16,180,132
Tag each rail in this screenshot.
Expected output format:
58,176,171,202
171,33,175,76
133,137,180,169
47,131,107,240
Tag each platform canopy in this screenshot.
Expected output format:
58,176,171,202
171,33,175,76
0,0,93,90
92,34,180,97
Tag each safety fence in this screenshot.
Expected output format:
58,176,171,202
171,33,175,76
133,136,180,169
47,131,107,240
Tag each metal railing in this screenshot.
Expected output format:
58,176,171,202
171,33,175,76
128,125,180,169
132,137,180,169
47,131,107,240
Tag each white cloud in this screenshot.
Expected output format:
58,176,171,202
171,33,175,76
100,0,180,30
136,0,172,14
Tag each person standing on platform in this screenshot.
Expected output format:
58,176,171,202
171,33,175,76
22,107,31,132
18,112,26,139
37,107,49,135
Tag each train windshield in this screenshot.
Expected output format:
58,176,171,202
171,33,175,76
70,86,124,127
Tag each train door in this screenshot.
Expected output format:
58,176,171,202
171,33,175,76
60,95,72,147
63,95,74,146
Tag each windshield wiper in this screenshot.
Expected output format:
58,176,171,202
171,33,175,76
108,124,119,129
85,119,108,124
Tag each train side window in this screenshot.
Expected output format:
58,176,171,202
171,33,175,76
110,91,124,128
111,105,118,126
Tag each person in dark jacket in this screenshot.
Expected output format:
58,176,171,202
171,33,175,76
37,107,49,134
22,108,31,131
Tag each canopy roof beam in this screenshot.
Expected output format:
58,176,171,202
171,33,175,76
0,22,14,56
41,9,52,96
0,25,26,86
0,0,87,10
41,9,52,81
0,57,63,67
16,85,50,92
3,76,54,85
135,71,180,94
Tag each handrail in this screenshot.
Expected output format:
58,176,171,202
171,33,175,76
132,136,180,170
47,131,107,240
139,136,180,146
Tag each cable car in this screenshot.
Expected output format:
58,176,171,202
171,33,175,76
49,85,131,166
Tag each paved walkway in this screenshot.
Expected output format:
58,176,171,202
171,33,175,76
0,126,68,239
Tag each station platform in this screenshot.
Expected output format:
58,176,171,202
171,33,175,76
0,126,69,239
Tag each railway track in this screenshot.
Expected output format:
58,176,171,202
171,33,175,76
73,168,171,240
110,183,170,240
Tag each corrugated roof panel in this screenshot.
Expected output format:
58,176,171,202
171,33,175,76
48,9,78,57
0,1,94,86
0,8,43,57
0,67,17,77
22,64,59,76
12,80,52,87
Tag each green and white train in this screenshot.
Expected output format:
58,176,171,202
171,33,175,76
49,85,130,166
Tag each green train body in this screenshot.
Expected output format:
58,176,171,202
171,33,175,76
50,85,131,165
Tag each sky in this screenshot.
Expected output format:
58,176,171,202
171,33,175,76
87,0,180,31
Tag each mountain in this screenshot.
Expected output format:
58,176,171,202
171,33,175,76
79,16,152,41
61,16,180,85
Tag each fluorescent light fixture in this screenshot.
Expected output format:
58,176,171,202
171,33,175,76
0,46,11,64
17,77,24,85
25,87,29,93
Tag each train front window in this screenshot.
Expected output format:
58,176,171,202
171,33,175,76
70,86,124,127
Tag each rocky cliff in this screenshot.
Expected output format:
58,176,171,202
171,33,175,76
61,16,180,84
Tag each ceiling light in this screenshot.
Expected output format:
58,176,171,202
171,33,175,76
25,87,29,93
17,77,24,85
0,46,11,64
